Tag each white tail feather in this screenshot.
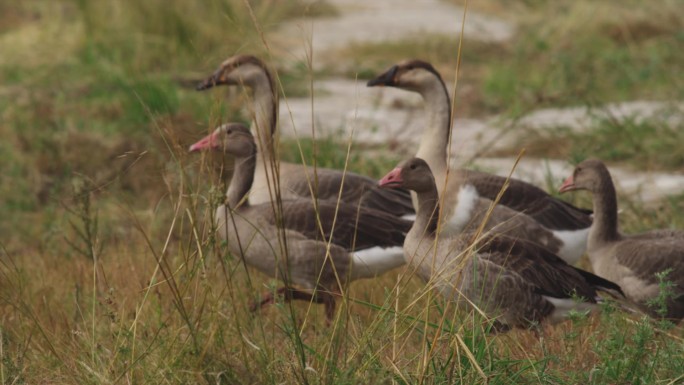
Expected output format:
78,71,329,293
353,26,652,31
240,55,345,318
350,246,406,280
544,296,596,323
551,227,590,265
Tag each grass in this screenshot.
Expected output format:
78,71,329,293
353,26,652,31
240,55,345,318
1,0,683,383
329,0,684,116
492,104,684,171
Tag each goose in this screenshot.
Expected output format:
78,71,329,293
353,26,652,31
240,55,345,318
367,60,592,263
378,157,624,330
559,159,684,321
190,123,411,321
196,54,414,217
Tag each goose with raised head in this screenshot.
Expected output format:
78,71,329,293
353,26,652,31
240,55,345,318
379,158,623,330
559,159,684,321
368,60,592,263
196,54,414,217
190,123,411,322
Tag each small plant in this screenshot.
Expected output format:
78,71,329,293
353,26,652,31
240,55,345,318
64,176,101,261
645,268,677,321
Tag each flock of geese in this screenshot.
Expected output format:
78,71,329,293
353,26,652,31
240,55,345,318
188,54,683,330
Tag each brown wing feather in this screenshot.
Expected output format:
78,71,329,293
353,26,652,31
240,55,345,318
614,236,684,319
616,236,684,289
256,200,411,251
286,168,415,217
476,235,616,301
461,169,593,231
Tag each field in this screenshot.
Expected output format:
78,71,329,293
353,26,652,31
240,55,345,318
1,0,683,383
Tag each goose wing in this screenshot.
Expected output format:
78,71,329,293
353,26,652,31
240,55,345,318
462,169,593,231
255,199,411,251
476,235,621,300
286,167,415,217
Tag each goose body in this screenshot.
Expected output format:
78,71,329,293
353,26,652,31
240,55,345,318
190,123,410,320
379,158,623,330
559,159,684,321
197,55,414,217
368,60,592,263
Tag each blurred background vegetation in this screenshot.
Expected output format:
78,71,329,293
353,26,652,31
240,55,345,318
0,0,683,383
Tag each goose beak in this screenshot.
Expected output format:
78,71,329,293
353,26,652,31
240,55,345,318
189,132,219,152
196,75,217,91
558,175,576,193
196,68,229,91
367,65,399,87
379,167,404,188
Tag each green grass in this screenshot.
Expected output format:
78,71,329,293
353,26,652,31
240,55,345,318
1,0,684,383
494,106,684,171
331,0,684,116
280,136,404,180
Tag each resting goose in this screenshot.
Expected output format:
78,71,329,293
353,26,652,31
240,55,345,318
379,158,623,330
367,60,592,263
559,159,684,321
196,54,414,217
190,123,411,321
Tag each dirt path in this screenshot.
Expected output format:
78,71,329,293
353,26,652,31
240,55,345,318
277,0,513,65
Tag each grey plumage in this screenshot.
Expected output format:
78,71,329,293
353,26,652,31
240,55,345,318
367,59,592,231
196,54,415,217
560,158,684,321
379,157,623,329
191,123,410,321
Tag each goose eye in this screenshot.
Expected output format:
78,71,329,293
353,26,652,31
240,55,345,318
409,163,417,170
226,129,232,134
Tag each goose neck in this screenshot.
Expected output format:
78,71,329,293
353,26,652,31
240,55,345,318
414,185,441,237
248,77,278,162
590,173,620,244
226,152,256,208
415,78,451,179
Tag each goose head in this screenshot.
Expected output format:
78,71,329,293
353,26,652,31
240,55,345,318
379,157,435,193
196,55,271,91
367,59,443,93
189,123,255,158
559,158,610,194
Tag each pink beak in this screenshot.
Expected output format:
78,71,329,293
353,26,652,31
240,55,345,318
558,174,575,193
189,132,219,152
378,167,403,188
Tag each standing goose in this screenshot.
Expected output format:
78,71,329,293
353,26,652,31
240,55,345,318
379,158,623,330
196,54,414,217
190,123,411,321
559,159,684,321
367,60,592,262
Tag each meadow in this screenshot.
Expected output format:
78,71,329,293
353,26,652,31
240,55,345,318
1,0,683,383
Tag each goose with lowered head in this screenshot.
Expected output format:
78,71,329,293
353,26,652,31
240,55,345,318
379,157,623,330
189,123,412,322
559,158,684,321
368,60,592,263
196,54,414,217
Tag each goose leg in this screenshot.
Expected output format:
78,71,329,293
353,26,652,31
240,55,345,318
249,287,286,312
249,286,338,325
249,286,326,312
320,290,337,325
